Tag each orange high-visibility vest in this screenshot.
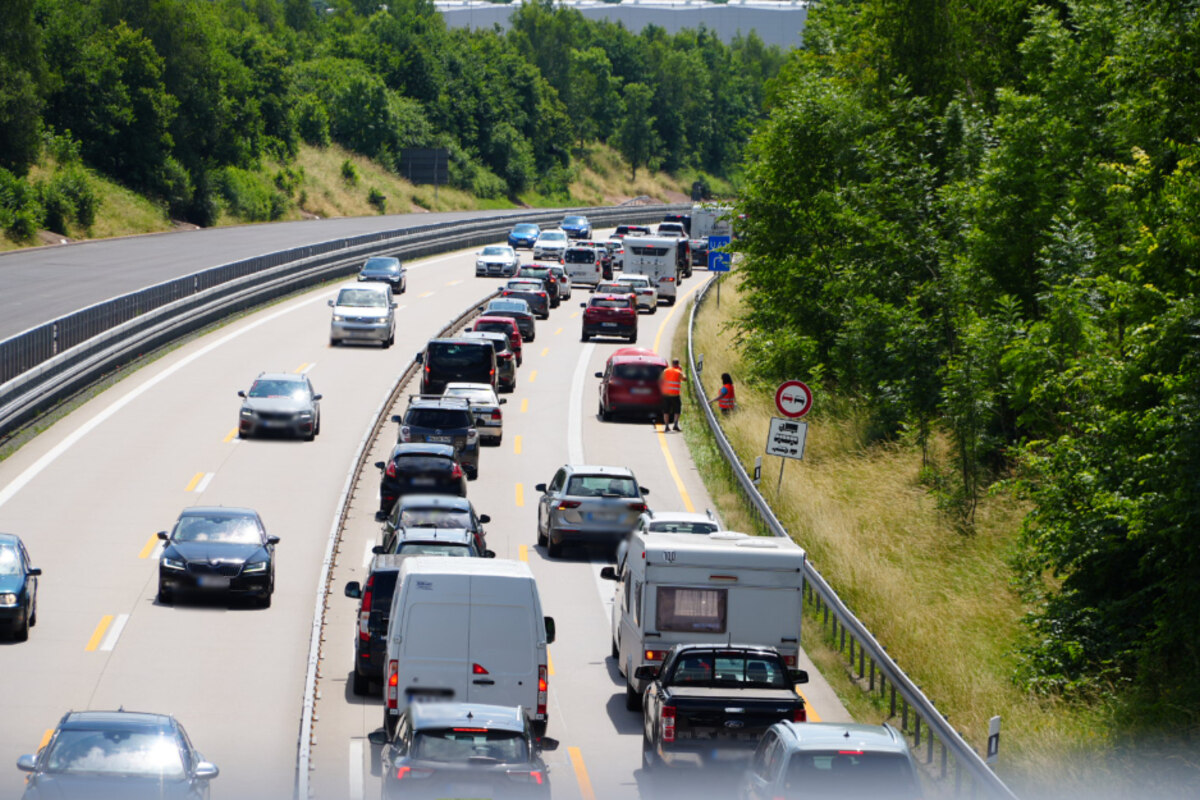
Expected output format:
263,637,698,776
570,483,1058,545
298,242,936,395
661,367,683,396
718,383,736,410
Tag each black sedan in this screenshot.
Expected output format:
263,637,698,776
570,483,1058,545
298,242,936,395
156,507,278,607
376,443,468,517
501,280,550,319
17,710,218,800
358,256,407,293
482,298,536,342
0,533,40,641
371,703,556,800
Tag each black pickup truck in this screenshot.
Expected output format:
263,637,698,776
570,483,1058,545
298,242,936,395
637,644,809,770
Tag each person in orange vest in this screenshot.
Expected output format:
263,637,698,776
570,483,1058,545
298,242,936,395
660,358,685,431
709,373,736,415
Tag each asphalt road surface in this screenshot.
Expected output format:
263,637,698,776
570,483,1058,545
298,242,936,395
0,231,848,800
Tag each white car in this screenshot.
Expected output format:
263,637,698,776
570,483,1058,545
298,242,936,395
616,274,658,313
475,245,520,277
533,230,569,261
443,382,506,446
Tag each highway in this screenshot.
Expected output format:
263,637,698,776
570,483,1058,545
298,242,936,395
0,227,848,800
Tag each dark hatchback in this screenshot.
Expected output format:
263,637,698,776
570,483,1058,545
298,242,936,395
344,554,405,695
417,338,498,395
156,507,278,607
376,443,467,517
501,280,550,319
358,256,407,293
517,265,562,306
394,396,481,479
372,703,557,800
380,494,490,553
481,299,536,342
0,533,40,641
17,710,218,800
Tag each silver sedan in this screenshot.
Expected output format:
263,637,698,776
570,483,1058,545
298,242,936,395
536,465,650,558
237,372,322,440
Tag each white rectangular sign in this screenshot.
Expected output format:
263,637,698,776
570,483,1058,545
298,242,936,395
766,418,807,460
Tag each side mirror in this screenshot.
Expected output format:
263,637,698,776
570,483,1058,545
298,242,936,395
237,391,246,398
640,487,650,495
267,536,280,545
157,531,169,541
537,737,560,752
789,669,810,685
327,299,334,307
483,550,496,559
390,415,403,424
599,566,618,581
390,303,397,310
580,302,586,308
544,617,556,644
312,394,323,401
534,483,547,493
344,581,362,599
368,730,389,747
415,353,424,364
634,665,659,681
478,514,491,524
28,567,41,577
16,754,36,773
372,545,386,555
499,399,507,405
374,461,386,470
595,372,603,379
193,761,219,780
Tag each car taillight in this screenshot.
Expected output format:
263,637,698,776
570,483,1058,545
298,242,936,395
385,461,398,478
793,706,808,723
473,663,489,675
782,654,797,666
662,705,676,743
490,410,502,421
395,766,433,780
645,649,668,661
537,665,547,719
386,660,398,709
399,425,412,442
537,292,546,298
557,500,581,510
628,502,647,513
359,575,374,641
451,463,464,480
508,770,544,785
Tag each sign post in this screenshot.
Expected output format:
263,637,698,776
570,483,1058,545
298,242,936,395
986,716,1001,765
707,235,731,307
767,381,813,495
753,456,762,486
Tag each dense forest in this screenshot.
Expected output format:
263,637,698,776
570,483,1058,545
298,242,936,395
0,0,783,237
737,0,1200,718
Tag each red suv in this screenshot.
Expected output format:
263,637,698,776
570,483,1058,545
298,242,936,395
580,294,638,343
471,316,524,366
596,348,668,420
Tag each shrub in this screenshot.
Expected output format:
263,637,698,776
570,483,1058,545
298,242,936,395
295,94,331,147
39,180,72,235
367,187,387,214
43,129,82,164
0,168,43,241
215,166,287,222
341,159,359,185
56,167,99,229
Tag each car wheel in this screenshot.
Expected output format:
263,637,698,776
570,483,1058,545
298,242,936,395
581,331,590,342
14,611,29,642
649,305,657,315
237,428,247,439
157,584,173,605
351,669,370,696
315,416,321,436
304,428,315,442
383,334,393,349
330,338,339,347
547,535,563,558
626,682,642,711
599,401,612,422
29,599,36,627
611,639,619,659
628,333,638,344
537,516,548,547
259,591,272,609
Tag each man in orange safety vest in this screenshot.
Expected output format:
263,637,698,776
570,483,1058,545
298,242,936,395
660,358,685,431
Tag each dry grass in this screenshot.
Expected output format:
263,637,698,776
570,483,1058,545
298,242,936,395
562,143,696,205
676,272,1162,798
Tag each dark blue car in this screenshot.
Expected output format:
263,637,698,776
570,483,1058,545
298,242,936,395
508,222,541,249
561,215,592,239
0,532,40,642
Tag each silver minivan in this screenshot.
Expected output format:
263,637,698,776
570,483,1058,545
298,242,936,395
329,283,396,347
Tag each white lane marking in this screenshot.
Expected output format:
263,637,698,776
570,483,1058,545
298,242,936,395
99,614,129,652
362,541,375,569
193,472,215,493
593,561,615,619
301,362,317,374
0,293,330,511
150,543,164,560
567,342,595,465
349,740,364,800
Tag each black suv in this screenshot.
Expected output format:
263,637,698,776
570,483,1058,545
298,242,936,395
517,265,562,306
375,443,467,517
344,554,405,695
417,338,498,394
392,396,480,479
380,494,491,553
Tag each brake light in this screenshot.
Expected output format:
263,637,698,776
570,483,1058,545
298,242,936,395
473,663,489,675
793,706,808,723
507,770,545,785
537,292,546,298
537,665,547,719
662,705,676,743
557,500,581,510
782,654,797,666
451,463,464,480
838,750,865,755
627,502,647,513
490,410,502,420
385,461,398,479
395,766,433,780
358,575,374,641
645,649,668,661
454,727,488,732
386,660,398,709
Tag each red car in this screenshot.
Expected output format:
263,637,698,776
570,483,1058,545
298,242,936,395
596,348,668,420
471,316,524,366
580,293,637,343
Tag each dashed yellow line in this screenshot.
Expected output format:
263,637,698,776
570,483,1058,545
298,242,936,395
85,616,114,652
797,688,823,721
568,747,596,800
519,544,528,562
555,327,563,335
513,435,522,455
548,649,556,676
515,483,524,507
569,312,580,319
528,370,538,384
419,291,435,298
223,427,238,443
37,729,53,752
293,362,309,374
541,347,549,357
521,399,529,413
184,472,204,492
138,534,159,559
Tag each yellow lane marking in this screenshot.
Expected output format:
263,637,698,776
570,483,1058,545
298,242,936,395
293,363,308,374
515,483,524,507
85,616,114,652
419,291,435,298
521,399,529,413
446,279,463,286
797,689,822,722
513,436,522,455
652,279,703,354
37,729,53,752
541,347,549,357
223,427,238,443
519,545,528,562
138,535,160,559
656,427,696,513
570,312,580,319
184,472,204,492
548,649,556,676
528,370,538,384
568,747,596,800
555,327,563,336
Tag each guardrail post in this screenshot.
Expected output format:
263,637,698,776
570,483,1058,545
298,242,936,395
869,657,875,691
889,681,897,717
927,727,934,763
941,740,948,778
902,699,909,731
858,642,865,679
849,636,855,665
914,714,922,746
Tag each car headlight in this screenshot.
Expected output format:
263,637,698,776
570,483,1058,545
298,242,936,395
298,411,313,419
240,408,254,418
161,557,186,571
332,314,347,322
0,592,18,606
243,561,268,574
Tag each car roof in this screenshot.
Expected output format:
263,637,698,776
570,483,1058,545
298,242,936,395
475,316,520,329
60,710,175,732
774,722,911,753
369,554,409,573
395,527,476,545
0,532,23,546
409,703,526,733
617,274,651,282
590,293,633,302
337,281,390,292
444,381,499,393
608,352,667,366
643,511,715,523
178,506,259,520
427,337,491,347
487,299,532,312
254,371,306,382
396,494,473,510
363,256,400,266
391,443,457,457
562,464,637,478
408,395,471,408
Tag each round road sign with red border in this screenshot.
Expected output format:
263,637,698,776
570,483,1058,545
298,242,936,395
775,381,813,418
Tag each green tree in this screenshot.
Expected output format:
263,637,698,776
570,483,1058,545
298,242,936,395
0,0,44,175
613,82,658,179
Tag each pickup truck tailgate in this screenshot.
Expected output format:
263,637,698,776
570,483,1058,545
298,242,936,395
669,687,801,743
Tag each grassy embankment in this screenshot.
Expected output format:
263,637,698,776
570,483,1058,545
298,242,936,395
674,271,1148,799
2,141,721,252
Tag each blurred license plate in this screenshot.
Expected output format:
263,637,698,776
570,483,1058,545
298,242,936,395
631,387,652,395
586,511,618,522
601,322,617,327
412,477,436,486
199,576,229,589
429,435,453,443
447,786,489,798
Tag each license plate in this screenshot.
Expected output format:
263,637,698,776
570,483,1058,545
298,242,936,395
601,322,617,327
631,387,652,395
263,419,287,427
586,511,618,522
412,477,436,486
428,435,453,443
198,576,230,589
448,785,489,798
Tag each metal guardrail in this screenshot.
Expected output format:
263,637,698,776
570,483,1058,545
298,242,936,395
0,204,686,439
686,273,1018,799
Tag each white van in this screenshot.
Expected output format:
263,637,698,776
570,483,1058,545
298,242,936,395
621,235,682,305
600,531,805,709
383,557,555,733
328,282,396,347
563,245,604,286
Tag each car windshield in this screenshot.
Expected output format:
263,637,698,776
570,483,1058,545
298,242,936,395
541,232,566,242
363,258,398,273
427,342,492,369
248,379,309,400
590,298,632,309
512,225,537,234
564,249,596,263
444,388,496,403
42,730,186,778
412,728,527,763
507,281,541,291
520,268,550,277
668,653,790,688
173,514,262,544
406,409,472,428
399,509,472,529
336,288,388,307
620,279,650,289
563,217,586,225
0,546,21,575
613,363,664,381
487,300,529,314
474,321,515,340
782,751,919,798
596,284,629,294
649,521,719,534
481,246,509,256
397,542,474,557
566,475,639,497
395,455,455,472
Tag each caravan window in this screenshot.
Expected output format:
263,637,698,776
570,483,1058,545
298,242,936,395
655,586,727,633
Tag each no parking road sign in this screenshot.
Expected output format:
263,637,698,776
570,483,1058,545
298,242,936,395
775,381,813,418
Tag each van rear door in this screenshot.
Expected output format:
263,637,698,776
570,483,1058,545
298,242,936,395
466,578,537,710
398,589,471,705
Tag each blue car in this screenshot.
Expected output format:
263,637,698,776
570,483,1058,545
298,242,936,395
561,215,592,239
0,533,40,642
508,223,541,249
